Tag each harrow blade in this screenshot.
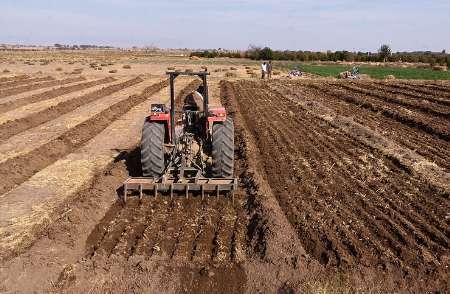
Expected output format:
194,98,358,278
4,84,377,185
123,177,238,202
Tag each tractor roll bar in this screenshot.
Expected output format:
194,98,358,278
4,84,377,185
166,71,210,146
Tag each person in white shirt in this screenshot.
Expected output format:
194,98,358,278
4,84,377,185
261,62,267,79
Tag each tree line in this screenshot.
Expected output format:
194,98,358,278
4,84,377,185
191,45,450,67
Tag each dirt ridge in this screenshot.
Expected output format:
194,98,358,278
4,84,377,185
0,76,54,90
0,77,116,114
0,77,142,141
0,78,167,196
0,76,85,98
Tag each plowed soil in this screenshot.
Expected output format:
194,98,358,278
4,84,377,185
0,76,54,89
0,76,115,114
0,76,85,98
0,76,448,293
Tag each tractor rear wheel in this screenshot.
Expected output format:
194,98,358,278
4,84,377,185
212,118,234,178
141,121,165,177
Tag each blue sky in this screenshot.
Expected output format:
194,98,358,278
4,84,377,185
1,0,449,52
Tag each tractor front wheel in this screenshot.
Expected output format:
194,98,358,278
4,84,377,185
212,118,234,178
141,121,165,177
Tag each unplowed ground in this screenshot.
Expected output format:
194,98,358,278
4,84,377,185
0,72,448,293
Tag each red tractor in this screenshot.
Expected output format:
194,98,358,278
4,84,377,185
123,71,237,200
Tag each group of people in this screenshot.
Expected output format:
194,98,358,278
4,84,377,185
261,61,273,79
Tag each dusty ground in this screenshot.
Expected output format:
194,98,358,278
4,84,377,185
0,51,449,293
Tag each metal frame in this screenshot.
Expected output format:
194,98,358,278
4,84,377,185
123,177,238,202
167,71,209,146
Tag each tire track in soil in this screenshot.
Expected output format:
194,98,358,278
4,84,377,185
0,77,139,142
0,76,54,90
0,76,85,98
227,80,449,291
270,81,450,172
0,78,168,196
0,77,115,114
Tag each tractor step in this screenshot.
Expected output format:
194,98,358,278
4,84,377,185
123,177,238,202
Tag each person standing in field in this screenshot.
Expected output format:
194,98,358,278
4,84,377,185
261,62,267,79
267,61,273,79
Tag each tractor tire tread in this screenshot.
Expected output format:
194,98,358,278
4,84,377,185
212,117,234,178
141,121,165,177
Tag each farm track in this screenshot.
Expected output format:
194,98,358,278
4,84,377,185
225,80,449,290
0,76,54,89
0,78,168,196
0,77,115,114
0,77,141,141
307,82,449,141
0,76,85,98
274,81,450,171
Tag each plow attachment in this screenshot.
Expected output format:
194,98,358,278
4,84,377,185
123,176,238,202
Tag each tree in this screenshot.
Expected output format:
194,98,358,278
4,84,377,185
378,44,392,62
259,47,273,60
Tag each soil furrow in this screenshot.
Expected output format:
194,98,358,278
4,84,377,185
0,77,143,141
0,75,29,84
306,83,449,141
337,82,450,118
0,76,54,90
378,82,450,102
272,81,450,171
229,80,449,288
0,77,115,114
191,199,222,263
0,78,167,195
170,199,203,260
0,76,85,98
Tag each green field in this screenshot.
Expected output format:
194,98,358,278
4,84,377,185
286,63,450,80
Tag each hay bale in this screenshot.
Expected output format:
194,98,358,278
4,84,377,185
167,67,176,71
56,67,63,72
385,74,396,80
123,65,131,69
109,69,117,73
338,71,351,79
250,73,258,79
230,67,237,71
225,72,237,78
3,69,10,73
